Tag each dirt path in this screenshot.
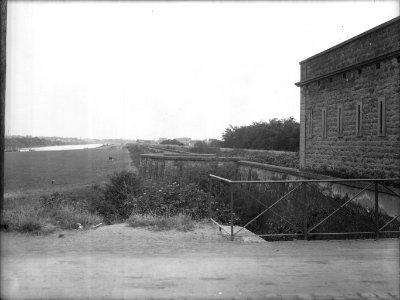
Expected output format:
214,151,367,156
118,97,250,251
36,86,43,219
1,223,399,299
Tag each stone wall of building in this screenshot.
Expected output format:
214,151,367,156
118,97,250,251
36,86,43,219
297,17,400,178
300,18,400,81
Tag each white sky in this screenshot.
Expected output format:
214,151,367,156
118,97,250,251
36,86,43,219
5,1,399,140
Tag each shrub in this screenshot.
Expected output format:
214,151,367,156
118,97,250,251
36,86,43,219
136,181,218,220
127,213,195,231
88,167,229,223
90,171,142,223
179,183,210,219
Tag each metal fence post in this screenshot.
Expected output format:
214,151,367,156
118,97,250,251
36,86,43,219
208,177,213,219
374,181,379,240
230,183,234,241
303,182,308,241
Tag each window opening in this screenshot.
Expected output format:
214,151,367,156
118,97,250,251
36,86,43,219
307,110,313,138
322,108,327,138
378,97,386,136
356,102,362,137
337,105,343,137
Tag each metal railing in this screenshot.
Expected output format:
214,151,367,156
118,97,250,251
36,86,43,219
208,174,400,241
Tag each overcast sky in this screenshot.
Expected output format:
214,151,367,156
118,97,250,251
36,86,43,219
5,1,399,140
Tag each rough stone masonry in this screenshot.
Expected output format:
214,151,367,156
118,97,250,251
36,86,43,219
296,17,400,178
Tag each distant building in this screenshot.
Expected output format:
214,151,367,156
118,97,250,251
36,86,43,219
295,17,400,178
175,137,192,145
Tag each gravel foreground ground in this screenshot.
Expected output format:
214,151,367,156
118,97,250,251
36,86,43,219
1,223,399,300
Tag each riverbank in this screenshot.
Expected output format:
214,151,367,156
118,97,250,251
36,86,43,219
18,143,104,152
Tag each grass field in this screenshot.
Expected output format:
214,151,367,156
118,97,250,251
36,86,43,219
4,145,134,198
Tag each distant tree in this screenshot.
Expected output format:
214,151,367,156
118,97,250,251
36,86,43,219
190,141,212,154
221,117,299,152
191,141,206,152
160,139,184,146
208,139,223,148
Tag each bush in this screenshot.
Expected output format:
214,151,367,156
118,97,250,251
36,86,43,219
136,181,211,220
147,163,237,223
93,168,229,223
94,168,225,222
88,171,142,223
127,213,195,231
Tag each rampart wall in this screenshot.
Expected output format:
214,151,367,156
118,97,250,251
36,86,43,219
139,154,400,217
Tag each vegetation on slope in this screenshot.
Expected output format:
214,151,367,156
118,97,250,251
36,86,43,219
3,141,398,239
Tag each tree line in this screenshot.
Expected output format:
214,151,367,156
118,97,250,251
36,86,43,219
221,117,299,152
5,136,84,151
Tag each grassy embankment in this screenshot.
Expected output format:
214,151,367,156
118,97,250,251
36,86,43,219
2,146,128,233
2,145,206,234
3,143,398,238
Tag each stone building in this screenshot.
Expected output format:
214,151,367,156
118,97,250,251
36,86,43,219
295,17,400,178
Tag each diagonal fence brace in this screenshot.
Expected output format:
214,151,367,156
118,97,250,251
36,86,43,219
307,182,373,234
378,183,400,198
235,183,303,234
379,213,400,231
233,183,302,236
